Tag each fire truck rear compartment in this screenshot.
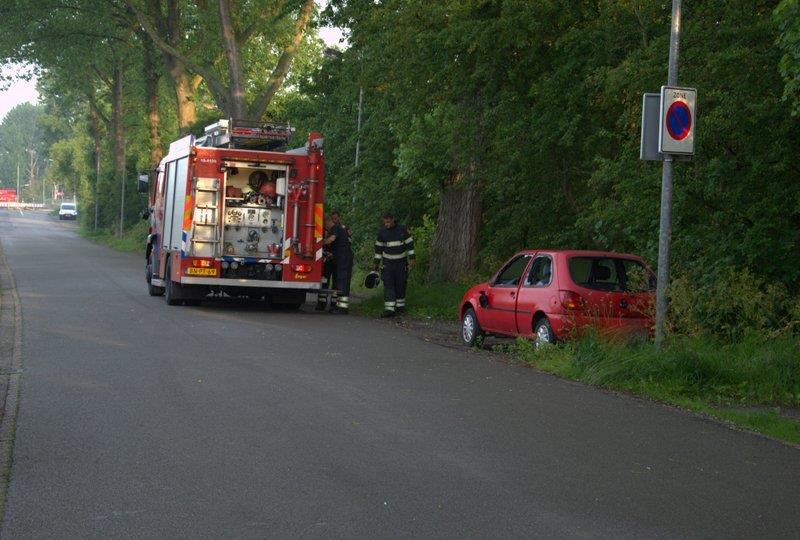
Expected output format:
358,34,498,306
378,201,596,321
221,164,287,261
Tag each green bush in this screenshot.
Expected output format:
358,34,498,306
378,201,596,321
668,268,798,340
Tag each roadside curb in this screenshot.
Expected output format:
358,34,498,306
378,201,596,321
0,240,23,528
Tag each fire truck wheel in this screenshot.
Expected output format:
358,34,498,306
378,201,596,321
147,254,165,296
164,260,182,306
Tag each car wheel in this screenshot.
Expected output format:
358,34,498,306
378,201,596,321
164,260,181,306
461,307,483,347
534,318,556,348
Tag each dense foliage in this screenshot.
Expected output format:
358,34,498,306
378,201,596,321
1,0,798,338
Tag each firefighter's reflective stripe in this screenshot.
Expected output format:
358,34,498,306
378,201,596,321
384,301,396,311
382,252,408,260
407,250,416,256
374,241,386,247
396,298,406,308
373,253,382,260
385,240,404,247
375,224,415,263
404,237,414,244
337,296,350,308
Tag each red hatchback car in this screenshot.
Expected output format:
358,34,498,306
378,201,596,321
459,250,656,346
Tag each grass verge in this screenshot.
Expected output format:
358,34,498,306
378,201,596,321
513,334,800,445
350,272,469,319
79,220,148,253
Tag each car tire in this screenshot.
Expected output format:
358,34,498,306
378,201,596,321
164,260,182,306
461,307,483,347
534,318,556,348
147,253,165,296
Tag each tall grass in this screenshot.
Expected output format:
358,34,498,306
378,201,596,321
517,334,800,407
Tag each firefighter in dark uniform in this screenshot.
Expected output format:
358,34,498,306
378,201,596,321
323,215,353,314
373,212,415,317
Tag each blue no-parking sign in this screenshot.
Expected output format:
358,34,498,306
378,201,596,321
659,86,697,155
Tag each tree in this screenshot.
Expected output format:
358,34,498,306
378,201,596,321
125,0,317,123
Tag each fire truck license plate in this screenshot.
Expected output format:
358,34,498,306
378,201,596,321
187,267,217,276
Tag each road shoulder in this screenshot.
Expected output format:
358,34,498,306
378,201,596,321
0,239,23,527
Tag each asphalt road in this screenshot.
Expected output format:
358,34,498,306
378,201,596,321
0,209,798,538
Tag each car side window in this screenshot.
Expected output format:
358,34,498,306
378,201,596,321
493,255,531,287
525,256,552,287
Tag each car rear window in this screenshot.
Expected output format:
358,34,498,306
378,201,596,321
568,257,655,292
61,204,76,210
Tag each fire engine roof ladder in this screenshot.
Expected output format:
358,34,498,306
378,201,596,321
190,177,221,258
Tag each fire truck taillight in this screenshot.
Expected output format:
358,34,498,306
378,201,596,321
192,259,213,268
292,264,312,273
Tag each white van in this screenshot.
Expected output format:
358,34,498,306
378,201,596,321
59,202,78,220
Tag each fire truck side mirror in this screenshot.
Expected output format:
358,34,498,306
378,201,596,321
137,173,149,194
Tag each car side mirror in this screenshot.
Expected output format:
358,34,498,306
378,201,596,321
479,291,489,308
137,173,149,194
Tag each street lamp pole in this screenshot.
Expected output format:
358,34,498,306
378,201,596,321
654,0,682,348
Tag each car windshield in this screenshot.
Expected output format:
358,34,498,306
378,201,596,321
568,256,655,293
61,204,75,210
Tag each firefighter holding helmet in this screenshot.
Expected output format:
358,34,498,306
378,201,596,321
373,212,415,317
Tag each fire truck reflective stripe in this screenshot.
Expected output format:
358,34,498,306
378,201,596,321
281,257,290,264
385,240,404,247
181,231,188,256
404,237,414,244
314,203,324,239
284,238,292,249
315,248,323,260
382,252,408,260
182,195,193,230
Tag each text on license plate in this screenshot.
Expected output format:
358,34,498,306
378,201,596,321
187,267,217,276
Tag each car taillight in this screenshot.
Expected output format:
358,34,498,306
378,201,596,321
559,290,584,310
292,264,312,273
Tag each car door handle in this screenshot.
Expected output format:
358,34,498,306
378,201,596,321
510,292,516,298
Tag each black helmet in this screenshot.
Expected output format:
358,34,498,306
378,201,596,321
364,271,381,289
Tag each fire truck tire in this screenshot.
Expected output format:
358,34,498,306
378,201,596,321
147,254,165,296
164,260,182,306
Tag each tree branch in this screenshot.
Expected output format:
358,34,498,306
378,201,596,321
249,0,315,119
238,0,289,44
121,0,228,102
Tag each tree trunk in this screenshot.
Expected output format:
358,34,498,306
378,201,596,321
112,66,125,175
427,175,482,282
142,34,163,167
165,57,197,133
218,0,244,118
88,104,102,232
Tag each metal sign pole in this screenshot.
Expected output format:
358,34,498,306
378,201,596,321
655,0,682,348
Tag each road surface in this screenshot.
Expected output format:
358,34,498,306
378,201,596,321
0,209,798,538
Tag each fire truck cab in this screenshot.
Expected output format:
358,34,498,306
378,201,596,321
142,119,325,308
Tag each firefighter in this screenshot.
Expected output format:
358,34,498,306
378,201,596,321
373,212,415,317
323,214,353,314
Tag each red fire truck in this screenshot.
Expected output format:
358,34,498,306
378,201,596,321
141,119,326,307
